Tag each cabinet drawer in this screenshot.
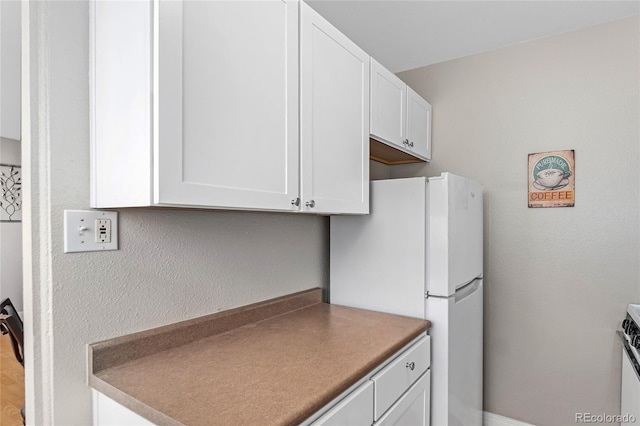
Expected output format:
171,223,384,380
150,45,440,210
311,381,373,426
371,335,430,420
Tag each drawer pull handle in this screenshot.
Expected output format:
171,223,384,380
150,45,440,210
406,361,415,371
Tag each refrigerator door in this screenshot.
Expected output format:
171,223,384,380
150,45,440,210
427,279,483,426
330,178,427,319
428,173,483,297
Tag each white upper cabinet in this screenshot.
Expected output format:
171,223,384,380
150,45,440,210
370,58,406,149
300,3,369,215
369,58,432,165
406,87,432,160
92,0,298,211
156,0,300,211
92,0,369,215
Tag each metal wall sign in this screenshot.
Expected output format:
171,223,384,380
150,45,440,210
528,150,575,208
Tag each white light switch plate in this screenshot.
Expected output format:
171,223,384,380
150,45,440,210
64,210,118,253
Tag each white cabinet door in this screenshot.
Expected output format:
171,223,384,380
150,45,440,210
370,58,406,148
156,0,299,211
376,371,430,426
406,87,432,161
300,3,369,215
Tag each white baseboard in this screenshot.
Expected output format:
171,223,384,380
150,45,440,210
484,411,536,426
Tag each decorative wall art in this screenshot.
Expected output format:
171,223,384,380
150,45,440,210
0,163,22,222
528,150,575,208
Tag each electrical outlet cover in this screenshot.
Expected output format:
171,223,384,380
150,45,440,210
64,210,118,253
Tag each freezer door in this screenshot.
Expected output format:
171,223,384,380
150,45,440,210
428,173,483,296
330,178,427,319
427,279,483,426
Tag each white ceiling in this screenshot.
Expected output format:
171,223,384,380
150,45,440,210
306,1,640,72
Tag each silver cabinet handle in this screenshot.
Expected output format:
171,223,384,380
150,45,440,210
305,200,315,208
403,139,409,146
409,141,414,148
291,198,300,207
406,362,415,371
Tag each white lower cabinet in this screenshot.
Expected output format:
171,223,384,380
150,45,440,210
307,335,430,426
94,336,430,426
93,391,154,426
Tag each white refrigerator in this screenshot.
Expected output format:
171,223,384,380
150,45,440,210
330,173,483,426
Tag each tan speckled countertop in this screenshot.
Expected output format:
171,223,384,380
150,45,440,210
89,288,430,426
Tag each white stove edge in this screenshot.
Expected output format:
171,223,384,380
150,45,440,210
628,304,640,329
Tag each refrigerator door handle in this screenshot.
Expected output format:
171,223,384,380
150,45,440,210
454,278,482,303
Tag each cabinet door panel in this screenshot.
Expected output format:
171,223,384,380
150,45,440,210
157,0,299,211
406,87,432,161
376,370,430,426
370,58,405,148
300,3,369,215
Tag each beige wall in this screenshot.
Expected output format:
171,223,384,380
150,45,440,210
25,2,328,424
395,16,640,425
1,0,21,140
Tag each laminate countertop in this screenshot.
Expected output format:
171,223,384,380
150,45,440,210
89,288,430,426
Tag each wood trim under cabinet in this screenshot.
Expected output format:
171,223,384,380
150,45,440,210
370,138,427,165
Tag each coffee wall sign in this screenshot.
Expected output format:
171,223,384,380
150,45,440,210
528,150,575,208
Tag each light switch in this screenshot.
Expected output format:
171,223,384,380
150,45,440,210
64,210,118,253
